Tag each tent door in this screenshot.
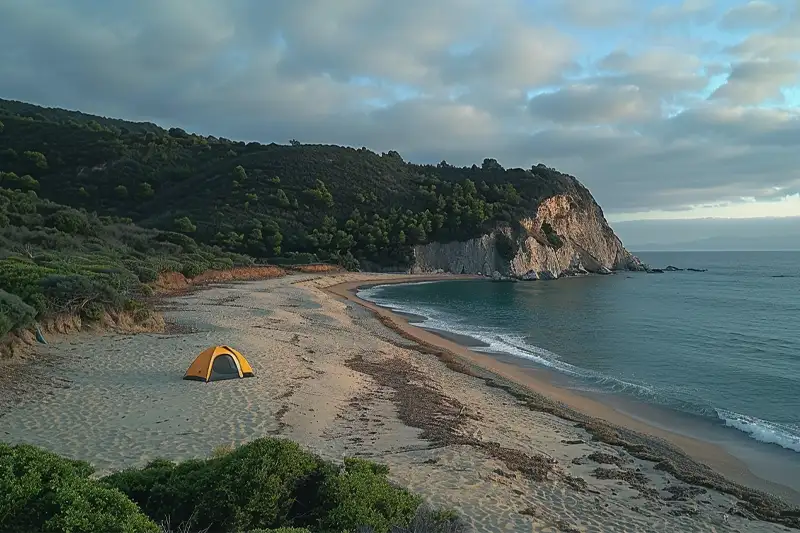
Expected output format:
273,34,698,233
209,354,242,381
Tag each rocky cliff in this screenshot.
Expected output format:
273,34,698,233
411,194,643,279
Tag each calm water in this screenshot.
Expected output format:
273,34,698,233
359,252,800,475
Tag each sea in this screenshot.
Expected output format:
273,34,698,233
358,251,800,495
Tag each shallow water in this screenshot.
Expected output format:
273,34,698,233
359,251,800,490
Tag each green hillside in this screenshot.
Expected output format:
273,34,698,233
0,98,596,270
0,185,253,339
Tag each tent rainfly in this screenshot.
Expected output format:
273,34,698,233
184,345,254,382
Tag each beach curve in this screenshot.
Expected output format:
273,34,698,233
1,272,798,532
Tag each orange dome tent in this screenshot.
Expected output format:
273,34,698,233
184,345,254,382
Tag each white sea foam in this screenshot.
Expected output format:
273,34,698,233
716,409,800,453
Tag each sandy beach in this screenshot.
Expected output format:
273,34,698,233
1,272,798,532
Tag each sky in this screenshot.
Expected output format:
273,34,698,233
0,0,798,226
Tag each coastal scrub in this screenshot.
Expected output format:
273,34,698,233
0,437,460,533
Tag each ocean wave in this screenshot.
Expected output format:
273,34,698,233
715,409,800,453
359,280,443,296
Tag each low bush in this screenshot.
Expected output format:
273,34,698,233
0,289,36,336
180,262,206,279
311,458,422,532
0,187,244,341
0,443,158,533
540,222,564,250
1,438,460,533
102,438,455,533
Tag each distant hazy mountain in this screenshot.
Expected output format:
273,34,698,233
613,217,800,252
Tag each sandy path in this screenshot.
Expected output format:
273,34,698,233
0,273,795,532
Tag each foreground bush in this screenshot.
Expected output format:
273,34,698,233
0,289,36,337
102,438,435,533
0,443,158,532
1,438,461,533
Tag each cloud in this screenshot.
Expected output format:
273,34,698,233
554,0,642,27
0,0,798,218
649,0,717,26
527,84,652,124
710,59,800,104
719,1,785,30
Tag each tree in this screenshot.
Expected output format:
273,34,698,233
304,179,334,208
138,182,154,198
262,221,283,255
23,151,48,170
234,165,248,181
274,189,290,207
174,216,196,233
168,127,188,138
114,185,128,199
481,158,503,171
0,172,39,191
0,120,4,134
289,139,301,146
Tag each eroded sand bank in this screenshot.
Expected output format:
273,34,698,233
1,272,797,532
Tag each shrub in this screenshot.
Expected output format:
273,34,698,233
81,301,105,321
180,262,206,279
104,438,325,532
173,217,196,234
150,258,184,274
155,232,199,253
386,505,467,533
245,529,310,533
0,258,53,314
39,273,124,314
47,209,91,235
333,251,360,272
311,458,421,533
132,264,159,283
540,222,564,249
211,257,234,271
1,439,459,533
0,289,36,336
0,443,158,533
139,284,155,297
102,438,450,533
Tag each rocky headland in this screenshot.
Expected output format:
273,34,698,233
412,193,648,280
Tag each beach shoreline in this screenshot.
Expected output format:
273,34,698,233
2,271,798,531
324,274,800,506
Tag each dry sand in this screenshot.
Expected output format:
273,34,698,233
1,272,798,532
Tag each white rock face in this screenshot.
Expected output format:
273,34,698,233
411,194,641,278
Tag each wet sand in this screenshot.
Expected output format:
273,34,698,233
1,272,798,532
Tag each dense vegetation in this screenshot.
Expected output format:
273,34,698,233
0,437,463,533
0,98,595,271
0,186,252,339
